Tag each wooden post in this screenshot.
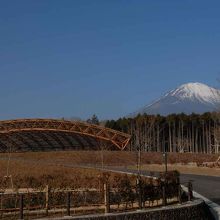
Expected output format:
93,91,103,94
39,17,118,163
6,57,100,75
162,185,167,206
104,183,110,213
136,177,142,209
178,184,182,204
66,191,71,216
19,194,24,220
163,151,168,173
188,181,193,201
0,194,2,210
45,185,50,215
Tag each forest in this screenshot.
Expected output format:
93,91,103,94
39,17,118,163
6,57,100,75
105,112,220,154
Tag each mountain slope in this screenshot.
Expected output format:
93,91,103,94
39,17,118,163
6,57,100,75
130,82,220,116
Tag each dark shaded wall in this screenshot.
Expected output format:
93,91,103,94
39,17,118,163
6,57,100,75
62,200,213,220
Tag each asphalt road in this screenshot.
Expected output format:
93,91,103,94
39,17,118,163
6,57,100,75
180,173,220,205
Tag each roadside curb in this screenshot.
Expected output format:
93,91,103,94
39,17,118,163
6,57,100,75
181,185,220,220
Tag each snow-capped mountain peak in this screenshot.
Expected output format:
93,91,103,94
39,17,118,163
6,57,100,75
167,82,220,105
130,82,220,116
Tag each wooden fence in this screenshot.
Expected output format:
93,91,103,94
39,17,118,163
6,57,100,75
0,181,194,220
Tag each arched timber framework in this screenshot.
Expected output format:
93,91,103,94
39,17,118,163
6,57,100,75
0,119,131,152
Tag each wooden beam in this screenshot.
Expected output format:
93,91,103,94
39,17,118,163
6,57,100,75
0,119,131,150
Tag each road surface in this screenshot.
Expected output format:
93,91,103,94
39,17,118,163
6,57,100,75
180,173,220,205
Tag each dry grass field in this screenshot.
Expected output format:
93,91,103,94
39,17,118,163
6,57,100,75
0,152,181,220
135,164,220,177
0,151,219,187
0,159,103,189
0,150,219,166
0,150,214,219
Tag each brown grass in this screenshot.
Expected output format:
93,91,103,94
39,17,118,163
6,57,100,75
0,151,219,188
0,156,143,190
134,164,220,177
0,160,104,189
0,151,219,166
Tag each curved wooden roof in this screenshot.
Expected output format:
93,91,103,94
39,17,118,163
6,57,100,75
0,119,130,152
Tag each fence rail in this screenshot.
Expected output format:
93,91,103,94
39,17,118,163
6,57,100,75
0,181,193,220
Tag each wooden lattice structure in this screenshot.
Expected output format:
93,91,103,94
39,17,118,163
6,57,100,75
0,119,131,152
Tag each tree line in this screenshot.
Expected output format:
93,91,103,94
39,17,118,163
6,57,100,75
105,112,220,154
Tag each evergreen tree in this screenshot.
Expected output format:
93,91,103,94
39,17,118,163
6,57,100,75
87,114,99,125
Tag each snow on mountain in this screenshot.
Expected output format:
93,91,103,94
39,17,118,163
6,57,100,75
130,82,220,116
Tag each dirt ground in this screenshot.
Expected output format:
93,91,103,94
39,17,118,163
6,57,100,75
0,150,218,165
135,164,220,177
0,151,219,179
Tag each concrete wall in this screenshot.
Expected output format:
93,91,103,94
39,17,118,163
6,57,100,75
42,199,214,220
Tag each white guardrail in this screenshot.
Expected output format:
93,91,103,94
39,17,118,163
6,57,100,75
181,185,220,220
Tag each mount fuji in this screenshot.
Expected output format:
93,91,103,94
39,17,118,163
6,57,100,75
130,82,220,116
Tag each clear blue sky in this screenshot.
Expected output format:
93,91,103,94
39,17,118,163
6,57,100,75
1,0,220,120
